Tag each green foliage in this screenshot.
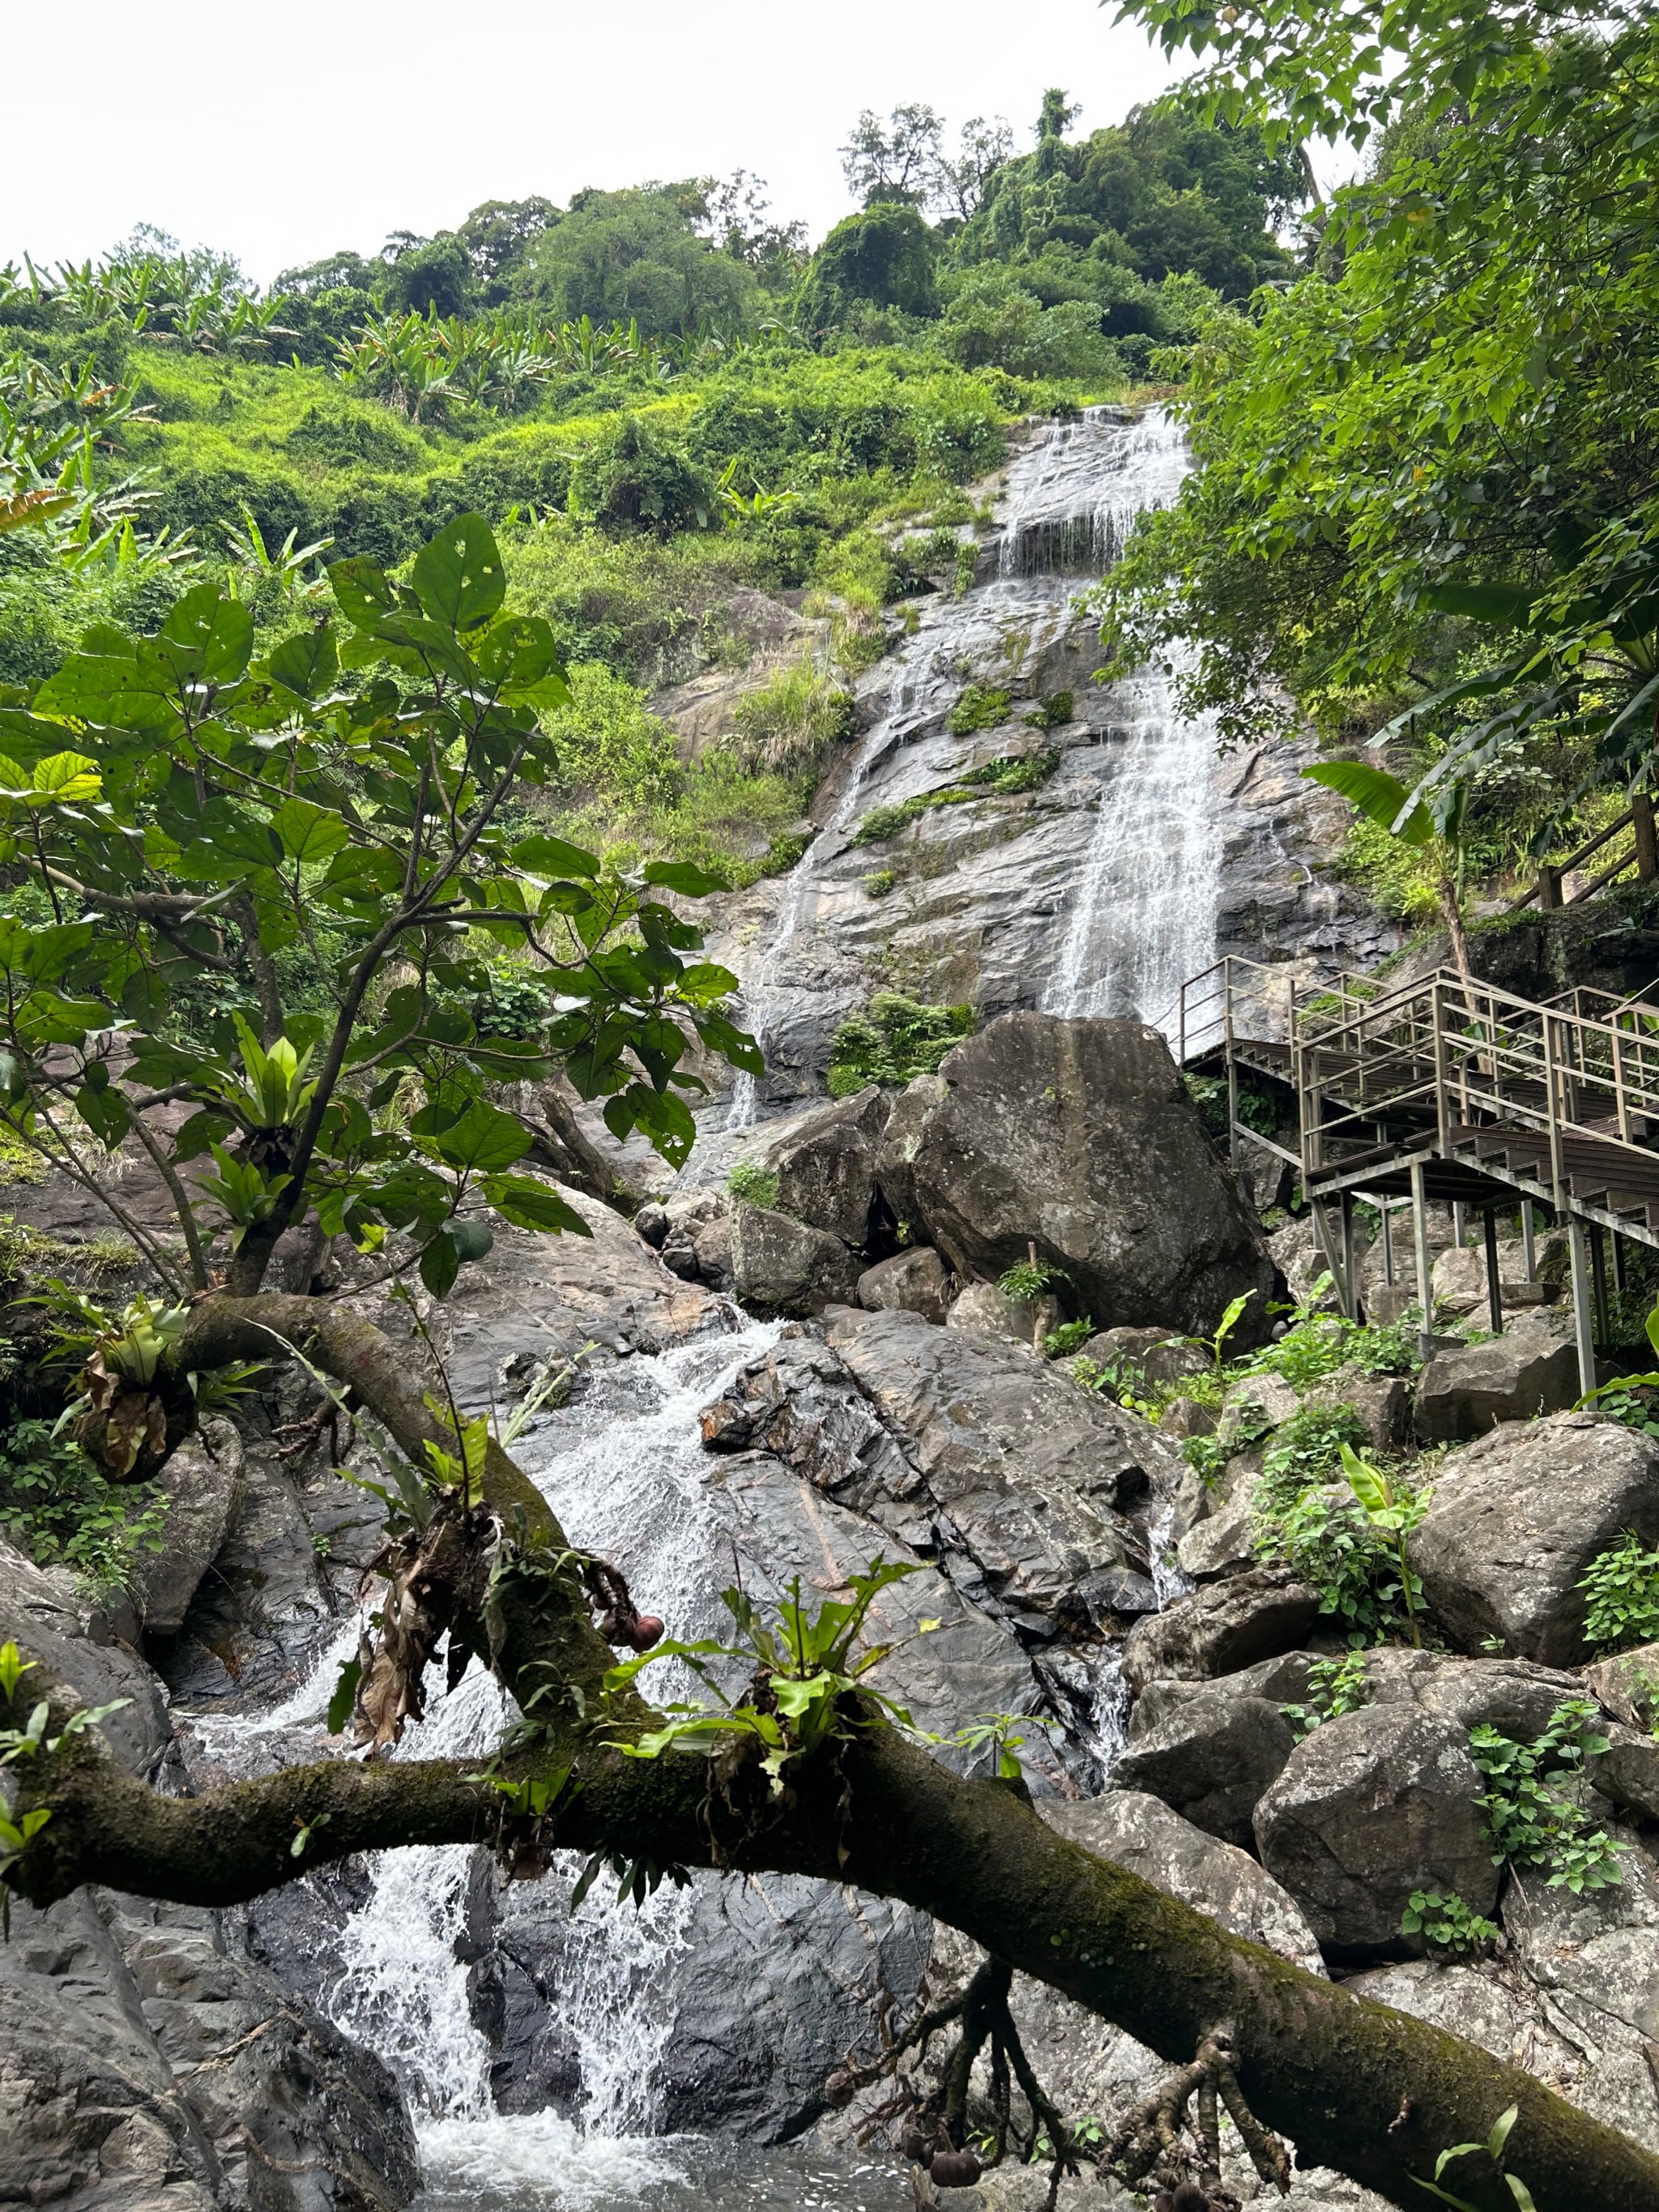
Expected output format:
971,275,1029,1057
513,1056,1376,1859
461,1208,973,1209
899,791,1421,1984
1043,1317,1095,1359
1026,690,1075,729
1183,1070,1278,1142
998,1258,1067,1303
850,749,1059,844
825,993,975,1095
1399,1890,1501,1959
797,207,940,325
603,1556,923,1792
1255,1416,1425,1640
1470,1700,1626,1895
726,1159,780,1211
1281,1650,1371,1739
945,681,1013,735
540,661,682,804
1578,1533,1659,1653
0,1417,166,1595
731,660,859,779
0,510,760,1311
1413,2103,1537,2212
862,869,895,899
519,188,760,335
569,415,719,536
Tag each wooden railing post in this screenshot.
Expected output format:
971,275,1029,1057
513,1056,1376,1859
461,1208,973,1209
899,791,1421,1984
1411,1156,1435,1362
1538,863,1562,910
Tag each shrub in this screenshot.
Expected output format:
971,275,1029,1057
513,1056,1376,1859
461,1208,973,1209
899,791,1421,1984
0,1418,168,1597
1025,691,1075,729
1043,1317,1095,1359
1281,1650,1371,1739
727,1160,779,1210
542,661,683,805
1256,1403,1371,1516
731,661,859,779
1579,1532,1659,1650
825,993,975,1095
569,414,719,536
863,869,896,899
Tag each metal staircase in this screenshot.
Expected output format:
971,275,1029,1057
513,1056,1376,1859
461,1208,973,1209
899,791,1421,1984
1172,955,1659,1394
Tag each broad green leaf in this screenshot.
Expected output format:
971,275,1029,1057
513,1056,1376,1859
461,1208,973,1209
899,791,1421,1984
642,859,728,896
156,587,254,685
272,797,350,865
417,1218,493,1296
483,1173,592,1236
1422,583,1537,630
429,1101,532,1173
329,557,399,630
32,649,177,736
1340,1441,1391,1518
411,512,505,633
326,1655,361,1735
1302,760,1433,847
267,626,339,700
28,750,100,802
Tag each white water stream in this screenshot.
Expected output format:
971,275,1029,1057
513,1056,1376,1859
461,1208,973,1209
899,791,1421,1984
724,404,1218,1125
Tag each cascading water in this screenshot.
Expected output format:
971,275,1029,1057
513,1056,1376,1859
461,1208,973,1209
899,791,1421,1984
720,405,1219,1125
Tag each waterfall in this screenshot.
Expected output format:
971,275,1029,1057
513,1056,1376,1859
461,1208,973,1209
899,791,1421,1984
723,404,1218,1121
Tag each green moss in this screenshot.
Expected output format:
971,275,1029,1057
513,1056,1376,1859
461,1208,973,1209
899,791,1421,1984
851,750,1060,845
946,681,1013,735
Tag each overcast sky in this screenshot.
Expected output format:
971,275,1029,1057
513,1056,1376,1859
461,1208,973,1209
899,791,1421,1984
3,0,1186,284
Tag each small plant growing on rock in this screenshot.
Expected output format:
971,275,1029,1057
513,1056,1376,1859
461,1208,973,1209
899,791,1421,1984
1414,2102,1537,2212
996,1256,1065,1305
1338,1442,1427,1647
862,869,896,899
1043,1317,1094,1359
945,681,1013,735
1580,1531,1659,1650
826,994,975,1095
1471,1699,1626,1894
1024,690,1075,730
1400,1890,1501,1958
726,1160,779,1211
1281,1650,1371,1739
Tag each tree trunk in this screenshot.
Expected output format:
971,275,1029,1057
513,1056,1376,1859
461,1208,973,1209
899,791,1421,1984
11,1289,1659,2212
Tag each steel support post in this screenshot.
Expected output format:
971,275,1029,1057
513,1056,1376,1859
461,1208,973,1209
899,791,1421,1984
1411,1158,1435,1361
1568,1217,1598,1399
1482,1208,1503,1336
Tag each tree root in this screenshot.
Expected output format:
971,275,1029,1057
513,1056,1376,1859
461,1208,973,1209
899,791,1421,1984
1103,2026,1292,2206
837,1955,1081,2208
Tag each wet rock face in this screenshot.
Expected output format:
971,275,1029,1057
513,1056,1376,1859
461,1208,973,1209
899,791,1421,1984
761,1084,888,1246
874,1013,1279,1345
0,1556,417,2212
1120,1565,1322,1695
1410,1410,1659,1663
823,1304,1180,1629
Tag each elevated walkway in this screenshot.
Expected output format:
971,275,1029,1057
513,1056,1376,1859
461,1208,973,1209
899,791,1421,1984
1171,956,1659,1394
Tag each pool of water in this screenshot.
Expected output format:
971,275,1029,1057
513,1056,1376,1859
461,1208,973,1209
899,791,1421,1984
409,2117,910,2212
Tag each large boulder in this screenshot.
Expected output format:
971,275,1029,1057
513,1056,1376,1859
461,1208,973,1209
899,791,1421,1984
0,1540,173,1781
1412,1320,1580,1442
1409,1411,1659,1663
1113,1654,1313,1847
873,1014,1277,1345
730,1204,860,1316
1052,1790,1325,1974
824,1305,1181,1627
1253,1703,1500,1955
760,1084,888,1246
1121,1564,1322,1693
857,1245,953,1323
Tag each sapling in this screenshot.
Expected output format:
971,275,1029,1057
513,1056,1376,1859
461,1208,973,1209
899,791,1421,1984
1337,1441,1427,1646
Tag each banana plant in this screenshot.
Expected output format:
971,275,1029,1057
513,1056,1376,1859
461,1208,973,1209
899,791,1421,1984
1339,1441,1428,1647
1303,758,1476,984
